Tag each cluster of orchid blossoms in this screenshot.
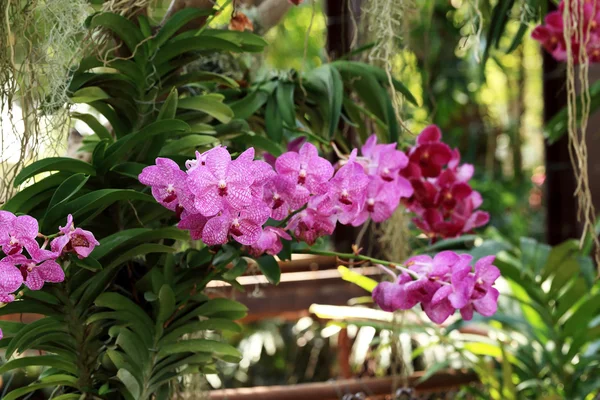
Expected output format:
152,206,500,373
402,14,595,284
401,125,489,239
372,252,500,324
139,134,413,255
0,212,99,338
532,0,600,63
139,125,488,257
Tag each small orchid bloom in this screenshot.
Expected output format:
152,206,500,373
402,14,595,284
202,202,270,246
9,253,64,291
0,211,41,257
139,158,188,211
459,256,501,320
351,177,401,226
264,175,309,221
402,251,461,303
177,212,208,240
248,227,292,257
187,147,255,216
0,260,24,302
185,146,224,172
408,125,452,178
264,137,307,167
286,207,336,245
314,152,369,224
275,143,334,194
437,182,473,211
362,137,410,183
446,149,474,182
50,215,100,259
372,277,412,312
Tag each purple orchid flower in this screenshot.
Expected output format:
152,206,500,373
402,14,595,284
263,175,309,221
187,147,255,217
202,202,270,246
275,142,334,195
351,177,400,226
50,214,100,259
139,158,188,211
0,211,41,257
286,207,336,245
248,227,292,257
0,260,24,302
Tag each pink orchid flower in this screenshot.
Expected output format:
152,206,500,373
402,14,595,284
51,214,100,259
139,158,188,211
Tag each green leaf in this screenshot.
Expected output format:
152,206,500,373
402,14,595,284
14,158,96,187
159,134,219,155
6,318,65,358
72,255,103,271
222,258,248,281
71,112,113,141
0,355,77,375
43,189,155,231
157,88,179,121
93,227,189,260
95,292,155,329
2,381,78,400
102,119,190,166
159,318,241,345
157,284,176,324
106,244,176,269
233,134,283,156
256,255,280,285
111,162,147,179
46,173,90,212
229,89,271,119
161,71,239,94
169,298,247,328
52,395,82,400
154,37,242,65
89,13,146,60
306,65,343,139
482,0,516,66
152,8,216,53
506,22,529,53
157,339,241,361
276,82,296,126
331,61,418,106
1,173,70,213
70,87,110,103
265,94,283,142
118,368,141,399
338,266,377,292
178,95,234,123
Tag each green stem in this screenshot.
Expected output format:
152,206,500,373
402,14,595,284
279,204,308,227
296,248,419,279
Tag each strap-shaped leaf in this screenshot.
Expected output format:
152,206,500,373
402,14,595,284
169,298,247,329
159,318,241,346
117,368,142,399
305,65,344,139
46,173,90,213
102,119,190,166
89,13,147,61
6,318,65,358
2,172,70,213
14,157,96,187
331,60,418,106
2,379,78,400
200,29,268,52
152,8,216,53
265,93,283,142
160,71,238,96
157,285,176,326
0,355,77,375
159,134,219,155
276,82,296,127
71,112,113,141
178,95,234,124
229,90,271,120
93,228,189,260
70,87,110,104
256,255,280,285
43,189,155,231
157,89,179,121
157,339,241,361
106,244,176,270
154,37,242,65
111,162,148,179
116,327,150,365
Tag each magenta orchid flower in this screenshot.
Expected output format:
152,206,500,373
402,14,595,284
139,158,188,211
248,226,292,257
202,202,270,246
0,260,24,303
275,142,334,194
187,147,255,217
50,214,100,259
263,175,309,221
0,211,41,257
177,212,208,240
8,253,64,291
286,207,336,245
351,177,400,226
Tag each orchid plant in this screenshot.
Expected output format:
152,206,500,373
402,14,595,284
0,5,499,400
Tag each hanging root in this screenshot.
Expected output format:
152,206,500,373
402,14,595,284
362,0,415,135
562,0,600,267
0,0,90,202
376,206,411,264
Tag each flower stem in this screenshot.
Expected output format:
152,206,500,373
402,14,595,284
296,248,419,279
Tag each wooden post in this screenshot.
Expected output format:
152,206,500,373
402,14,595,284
543,4,579,245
